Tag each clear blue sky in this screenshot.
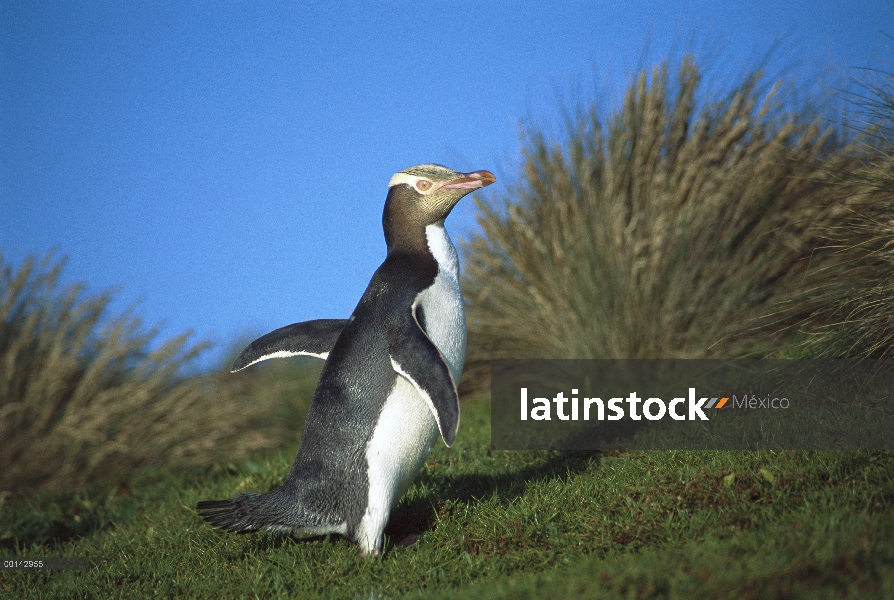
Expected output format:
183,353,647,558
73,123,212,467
2,2,891,369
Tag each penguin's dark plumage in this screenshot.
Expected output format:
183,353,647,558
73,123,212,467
197,164,495,555
230,319,348,370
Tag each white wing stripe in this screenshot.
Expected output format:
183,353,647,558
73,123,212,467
231,350,329,372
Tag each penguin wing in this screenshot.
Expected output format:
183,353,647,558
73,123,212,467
231,319,348,372
387,306,460,446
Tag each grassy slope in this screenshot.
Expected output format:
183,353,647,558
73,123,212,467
2,398,893,599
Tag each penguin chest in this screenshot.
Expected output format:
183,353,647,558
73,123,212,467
416,224,467,380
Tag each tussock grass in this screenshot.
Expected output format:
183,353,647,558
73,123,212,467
0,252,319,495
792,61,894,358
461,57,854,389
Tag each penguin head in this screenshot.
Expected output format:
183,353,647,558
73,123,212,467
383,164,495,252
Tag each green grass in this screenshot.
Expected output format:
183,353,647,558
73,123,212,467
3,398,892,598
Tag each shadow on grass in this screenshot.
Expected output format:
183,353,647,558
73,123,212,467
386,451,601,544
199,451,601,555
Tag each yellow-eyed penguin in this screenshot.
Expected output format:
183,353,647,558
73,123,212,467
196,164,495,555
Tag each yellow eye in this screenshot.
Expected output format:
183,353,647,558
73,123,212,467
416,180,433,192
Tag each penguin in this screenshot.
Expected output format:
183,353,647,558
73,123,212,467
197,164,495,556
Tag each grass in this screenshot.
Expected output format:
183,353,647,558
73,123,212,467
788,59,894,359
1,398,892,598
0,251,322,495
460,57,854,391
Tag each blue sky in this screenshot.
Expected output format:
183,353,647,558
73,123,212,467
2,2,892,369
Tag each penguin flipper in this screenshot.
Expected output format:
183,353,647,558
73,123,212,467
388,311,460,446
231,319,348,372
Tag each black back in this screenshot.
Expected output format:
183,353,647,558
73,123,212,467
285,242,438,530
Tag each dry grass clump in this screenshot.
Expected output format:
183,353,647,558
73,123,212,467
461,57,852,388
794,62,894,358
0,253,316,494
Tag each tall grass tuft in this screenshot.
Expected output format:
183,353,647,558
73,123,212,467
0,252,317,494
461,57,852,388
793,60,894,358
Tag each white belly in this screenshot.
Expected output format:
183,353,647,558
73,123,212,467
357,376,439,553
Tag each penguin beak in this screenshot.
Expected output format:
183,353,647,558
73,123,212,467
440,170,496,190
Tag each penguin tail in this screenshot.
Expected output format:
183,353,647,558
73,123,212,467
196,487,344,537
196,494,268,534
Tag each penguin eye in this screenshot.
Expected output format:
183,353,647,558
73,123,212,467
415,180,433,192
